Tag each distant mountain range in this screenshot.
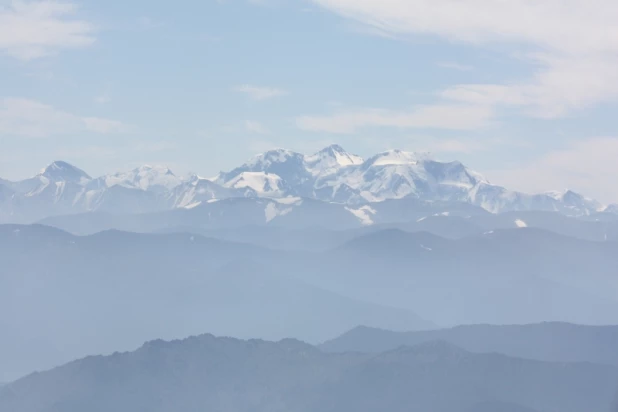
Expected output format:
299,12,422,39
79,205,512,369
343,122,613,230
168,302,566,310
1,333,617,412
0,224,432,382
3,223,618,382
321,323,618,366
1,145,614,223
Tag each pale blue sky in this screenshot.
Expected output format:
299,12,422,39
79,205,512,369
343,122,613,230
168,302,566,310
2,0,618,202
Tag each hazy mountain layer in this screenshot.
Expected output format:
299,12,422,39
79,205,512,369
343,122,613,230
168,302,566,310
322,323,618,366
3,223,618,382
0,224,431,382
1,334,616,412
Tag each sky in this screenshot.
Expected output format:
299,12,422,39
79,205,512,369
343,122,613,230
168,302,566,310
2,0,618,203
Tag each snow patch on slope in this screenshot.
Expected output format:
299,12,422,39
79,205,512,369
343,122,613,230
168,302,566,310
225,172,285,196
264,202,293,223
346,205,377,226
366,150,429,166
274,197,303,206
515,219,528,228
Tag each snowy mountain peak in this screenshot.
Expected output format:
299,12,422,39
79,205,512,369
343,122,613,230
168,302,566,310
316,143,359,159
545,189,603,211
40,161,91,184
101,164,181,192
247,148,302,168
1,146,609,222
305,144,364,176
546,189,571,200
561,190,602,213
365,150,430,167
322,143,345,152
562,190,592,202
137,165,174,175
216,148,308,189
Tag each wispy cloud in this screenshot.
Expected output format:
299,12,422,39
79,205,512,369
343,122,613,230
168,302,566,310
312,0,618,118
311,0,618,56
0,0,95,60
296,104,494,133
234,84,288,101
0,98,128,138
441,55,618,118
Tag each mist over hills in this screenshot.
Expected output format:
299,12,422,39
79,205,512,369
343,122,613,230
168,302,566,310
1,333,617,412
1,145,616,225
0,224,432,382
322,323,618,366
34,204,618,257
3,222,618,384
291,228,618,327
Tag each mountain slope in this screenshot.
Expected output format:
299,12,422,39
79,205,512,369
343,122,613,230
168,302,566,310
280,228,618,327
321,323,618,366
0,224,430,382
224,171,288,197
1,335,616,412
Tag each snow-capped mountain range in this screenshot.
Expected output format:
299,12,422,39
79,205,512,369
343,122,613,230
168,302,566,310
0,144,613,223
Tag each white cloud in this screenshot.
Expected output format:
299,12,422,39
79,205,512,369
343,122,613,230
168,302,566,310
0,98,128,138
245,120,270,135
0,0,95,60
311,0,618,117
488,137,618,204
296,104,494,133
441,55,618,118
311,0,618,55
234,84,288,101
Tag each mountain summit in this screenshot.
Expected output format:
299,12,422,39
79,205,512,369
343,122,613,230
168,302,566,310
40,161,91,184
305,144,364,176
0,145,609,223
99,165,182,193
